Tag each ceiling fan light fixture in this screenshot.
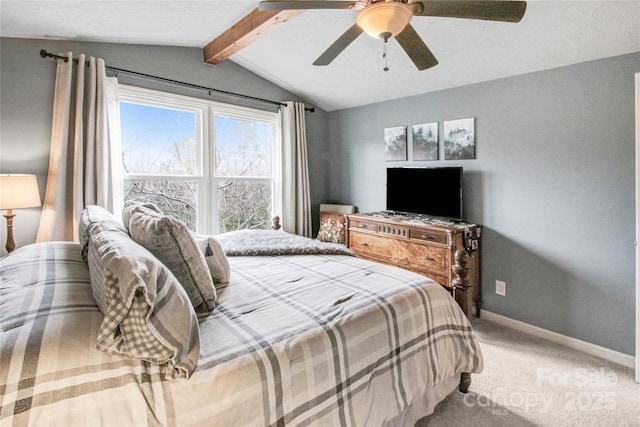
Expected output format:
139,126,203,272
356,1,412,39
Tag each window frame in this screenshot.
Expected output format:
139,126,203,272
118,84,282,234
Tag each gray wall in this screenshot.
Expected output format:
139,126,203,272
327,52,640,355
0,37,331,251
2,36,638,355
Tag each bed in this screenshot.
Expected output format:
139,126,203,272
0,204,483,426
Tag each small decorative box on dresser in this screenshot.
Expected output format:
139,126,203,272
346,212,482,319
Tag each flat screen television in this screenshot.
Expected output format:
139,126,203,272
386,167,463,220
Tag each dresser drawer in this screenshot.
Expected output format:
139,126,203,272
349,218,410,238
409,227,448,245
405,242,448,272
349,218,378,232
349,232,448,274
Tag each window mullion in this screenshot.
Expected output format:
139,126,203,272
205,105,218,234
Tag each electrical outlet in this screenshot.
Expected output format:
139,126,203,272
496,280,506,296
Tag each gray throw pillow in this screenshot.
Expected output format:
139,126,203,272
78,205,128,263
123,202,217,313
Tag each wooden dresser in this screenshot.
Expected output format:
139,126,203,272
346,212,481,319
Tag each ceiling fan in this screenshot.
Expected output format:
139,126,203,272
258,0,527,71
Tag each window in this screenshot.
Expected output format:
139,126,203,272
118,85,281,234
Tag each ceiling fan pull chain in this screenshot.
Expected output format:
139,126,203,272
382,35,389,72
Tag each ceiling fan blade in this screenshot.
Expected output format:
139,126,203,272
411,1,527,23
395,24,439,71
313,23,363,66
259,0,361,11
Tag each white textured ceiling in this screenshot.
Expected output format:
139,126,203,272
1,0,639,112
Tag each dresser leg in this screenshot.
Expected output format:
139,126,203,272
459,372,471,393
452,249,472,320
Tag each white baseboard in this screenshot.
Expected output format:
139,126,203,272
480,310,636,369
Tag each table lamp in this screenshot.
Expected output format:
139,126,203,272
0,174,41,253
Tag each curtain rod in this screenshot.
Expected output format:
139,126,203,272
39,49,315,112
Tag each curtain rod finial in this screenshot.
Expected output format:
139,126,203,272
40,49,69,62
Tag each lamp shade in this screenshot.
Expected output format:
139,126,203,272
356,1,413,39
0,174,41,210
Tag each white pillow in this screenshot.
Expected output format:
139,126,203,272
193,234,230,285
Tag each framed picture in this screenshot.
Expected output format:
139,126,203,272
444,117,475,160
384,126,407,161
412,122,438,161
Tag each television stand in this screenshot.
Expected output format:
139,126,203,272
346,212,481,319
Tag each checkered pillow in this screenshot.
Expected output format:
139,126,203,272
86,221,200,379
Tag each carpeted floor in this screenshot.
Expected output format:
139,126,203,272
416,319,640,426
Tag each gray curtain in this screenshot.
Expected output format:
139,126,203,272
280,101,311,237
37,52,122,242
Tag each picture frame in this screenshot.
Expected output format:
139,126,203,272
444,117,475,160
412,122,438,161
384,126,407,161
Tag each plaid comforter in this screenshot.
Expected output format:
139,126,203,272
1,242,482,426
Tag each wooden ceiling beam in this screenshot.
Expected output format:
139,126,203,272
203,8,303,65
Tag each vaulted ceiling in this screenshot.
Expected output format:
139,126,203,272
2,1,639,112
